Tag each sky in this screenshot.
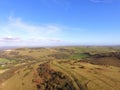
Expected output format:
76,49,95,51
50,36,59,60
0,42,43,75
0,0,120,46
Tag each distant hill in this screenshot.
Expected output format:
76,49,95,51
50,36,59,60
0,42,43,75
0,46,20,51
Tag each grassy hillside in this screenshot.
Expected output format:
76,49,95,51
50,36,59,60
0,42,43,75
0,46,120,90
51,60,120,90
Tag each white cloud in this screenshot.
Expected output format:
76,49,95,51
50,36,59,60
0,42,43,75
0,36,69,46
0,15,66,46
0,15,63,40
0,36,20,41
0,15,80,46
7,16,61,37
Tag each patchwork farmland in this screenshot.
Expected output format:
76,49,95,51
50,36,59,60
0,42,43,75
0,46,120,90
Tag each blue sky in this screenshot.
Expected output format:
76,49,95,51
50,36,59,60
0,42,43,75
0,0,120,46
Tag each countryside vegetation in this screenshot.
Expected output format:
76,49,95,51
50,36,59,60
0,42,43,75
0,46,120,90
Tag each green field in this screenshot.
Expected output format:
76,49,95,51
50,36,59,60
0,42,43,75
0,58,10,63
70,53,90,59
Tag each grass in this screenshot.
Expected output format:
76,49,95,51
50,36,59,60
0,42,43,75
0,58,16,69
70,53,89,60
0,47,120,90
51,60,88,90
0,58,16,63
0,58,10,63
0,61,46,90
51,60,120,90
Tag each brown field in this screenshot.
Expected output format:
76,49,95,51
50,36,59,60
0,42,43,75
0,46,120,90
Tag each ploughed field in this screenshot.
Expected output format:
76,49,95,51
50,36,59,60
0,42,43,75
0,46,120,90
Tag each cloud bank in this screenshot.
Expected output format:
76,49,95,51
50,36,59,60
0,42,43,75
0,15,74,46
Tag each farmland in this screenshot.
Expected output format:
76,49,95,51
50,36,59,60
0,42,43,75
0,46,120,90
